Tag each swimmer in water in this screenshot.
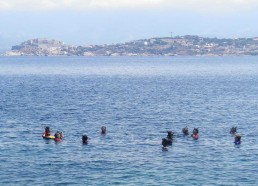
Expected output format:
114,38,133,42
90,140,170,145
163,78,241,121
182,127,189,135
191,128,199,140
55,131,62,141
101,126,107,135
167,130,174,139
44,126,51,136
162,138,169,150
166,130,174,145
234,134,241,145
82,135,88,144
60,132,64,139
230,127,237,134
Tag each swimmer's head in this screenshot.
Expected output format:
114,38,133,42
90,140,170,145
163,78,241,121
182,127,189,135
82,135,88,143
230,127,237,134
45,126,50,132
193,128,199,134
101,126,106,134
235,134,241,141
167,130,174,138
55,132,60,139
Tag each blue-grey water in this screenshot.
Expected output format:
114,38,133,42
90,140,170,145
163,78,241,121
0,56,258,185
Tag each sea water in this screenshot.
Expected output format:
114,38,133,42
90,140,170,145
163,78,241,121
0,56,258,185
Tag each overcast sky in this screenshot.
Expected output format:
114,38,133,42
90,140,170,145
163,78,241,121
0,0,258,49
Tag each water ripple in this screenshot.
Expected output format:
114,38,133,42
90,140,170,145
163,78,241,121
0,57,258,185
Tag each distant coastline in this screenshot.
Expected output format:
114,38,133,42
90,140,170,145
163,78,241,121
2,35,258,57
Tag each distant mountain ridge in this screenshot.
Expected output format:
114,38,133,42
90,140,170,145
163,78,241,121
3,35,258,56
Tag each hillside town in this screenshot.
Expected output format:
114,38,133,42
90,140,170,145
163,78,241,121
3,36,258,56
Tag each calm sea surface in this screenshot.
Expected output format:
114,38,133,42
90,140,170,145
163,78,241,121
0,56,258,185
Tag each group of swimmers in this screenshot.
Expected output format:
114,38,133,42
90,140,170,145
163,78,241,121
82,126,107,144
162,126,242,150
43,126,64,141
43,126,106,143
162,127,199,150
43,125,241,148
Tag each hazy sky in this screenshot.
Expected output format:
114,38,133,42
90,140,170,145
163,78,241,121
0,0,258,49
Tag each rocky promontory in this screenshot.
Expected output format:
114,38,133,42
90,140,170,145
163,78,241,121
3,36,258,56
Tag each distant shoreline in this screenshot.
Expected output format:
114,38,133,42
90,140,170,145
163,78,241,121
2,35,258,57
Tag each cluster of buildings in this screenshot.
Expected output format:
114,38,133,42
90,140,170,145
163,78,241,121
3,36,258,56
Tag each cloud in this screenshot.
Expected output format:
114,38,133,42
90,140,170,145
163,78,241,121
0,0,162,10
0,0,258,13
